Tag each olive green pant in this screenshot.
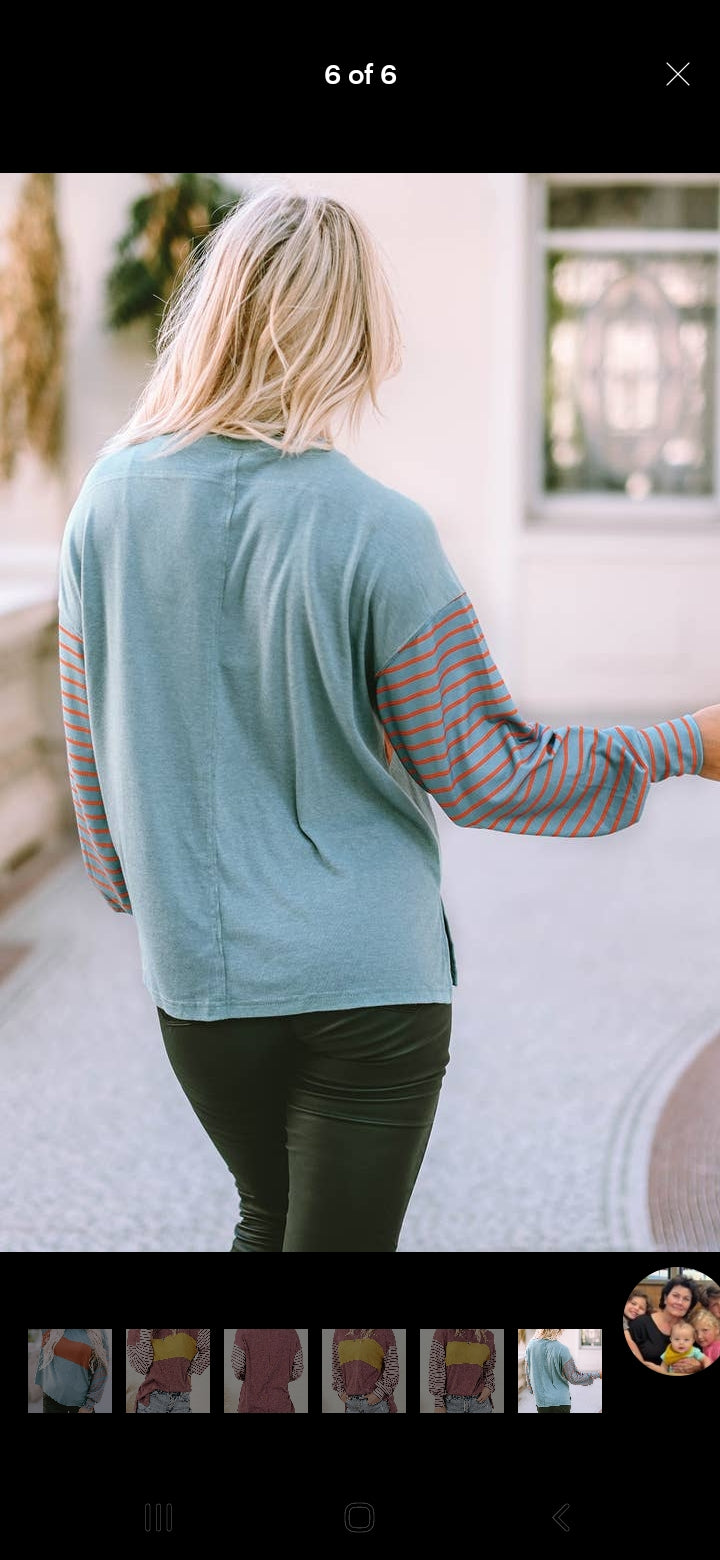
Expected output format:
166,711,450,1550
157,1002,452,1252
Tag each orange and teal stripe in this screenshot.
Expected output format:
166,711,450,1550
376,593,702,838
59,622,132,912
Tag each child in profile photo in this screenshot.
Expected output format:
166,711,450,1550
660,1321,709,1374
623,1291,649,1331
693,1309,720,1364
127,1329,210,1412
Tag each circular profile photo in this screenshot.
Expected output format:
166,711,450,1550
624,1268,720,1375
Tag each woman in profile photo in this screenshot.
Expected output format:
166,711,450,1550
127,1329,210,1412
57,182,720,1255
523,1329,601,1412
332,1329,399,1412
36,1329,110,1413
231,1328,304,1412
429,1328,495,1412
625,1277,703,1375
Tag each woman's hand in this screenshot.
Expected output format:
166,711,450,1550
693,705,720,779
477,1388,491,1402
340,1392,348,1403
435,1405,447,1413
78,1407,93,1413
366,1393,380,1406
669,1357,703,1375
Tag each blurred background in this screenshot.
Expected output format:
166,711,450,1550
1,173,719,1253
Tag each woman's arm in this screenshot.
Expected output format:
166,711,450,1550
83,1355,108,1410
376,593,707,837
429,1331,447,1412
371,1331,399,1405
189,1330,211,1376
477,1331,495,1403
231,1333,246,1382
290,1341,304,1381
561,1356,601,1386
331,1335,346,1400
127,1329,154,1375
58,625,132,912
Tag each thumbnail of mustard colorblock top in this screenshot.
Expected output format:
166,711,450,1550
126,1329,210,1409
331,1329,399,1410
429,1328,496,1409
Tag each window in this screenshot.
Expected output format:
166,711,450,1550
529,176,720,523
579,1329,602,1348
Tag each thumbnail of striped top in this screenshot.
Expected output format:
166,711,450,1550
331,1329,399,1411
231,1329,304,1413
126,1329,210,1409
58,434,703,1019
428,1328,496,1409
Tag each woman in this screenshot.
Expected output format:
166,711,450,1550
625,1278,703,1375
332,1329,399,1412
623,1291,650,1330
429,1328,495,1413
524,1329,601,1412
231,1329,303,1413
127,1329,210,1412
57,185,720,1254
36,1329,110,1413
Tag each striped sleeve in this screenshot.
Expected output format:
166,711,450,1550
127,1329,153,1375
562,1356,601,1386
374,1332,399,1402
331,1334,344,1397
291,1345,304,1381
429,1331,447,1409
58,623,132,911
480,1330,496,1401
231,1334,246,1381
189,1330,211,1375
376,593,704,838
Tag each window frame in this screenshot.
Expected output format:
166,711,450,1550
526,172,720,529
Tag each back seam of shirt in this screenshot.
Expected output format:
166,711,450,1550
207,459,239,1004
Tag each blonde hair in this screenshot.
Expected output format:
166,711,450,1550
534,1329,564,1340
455,1330,488,1342
347,1330,375,1338
100,185,402,460
39,1329,109,1372
688,1309,720,1338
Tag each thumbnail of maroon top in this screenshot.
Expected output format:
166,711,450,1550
232,1329,304,1413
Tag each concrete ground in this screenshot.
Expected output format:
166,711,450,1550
1,772,718,1252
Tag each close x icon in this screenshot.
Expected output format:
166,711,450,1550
666,60,690,85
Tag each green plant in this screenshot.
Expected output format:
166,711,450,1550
106,173,245,341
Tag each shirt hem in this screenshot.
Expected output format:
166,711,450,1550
149,984,454,1020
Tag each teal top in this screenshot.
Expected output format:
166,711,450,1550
58,434,703,1021
35,1329,110,1409
524,1337,601,1406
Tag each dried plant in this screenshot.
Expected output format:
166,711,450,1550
0,172,65,481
